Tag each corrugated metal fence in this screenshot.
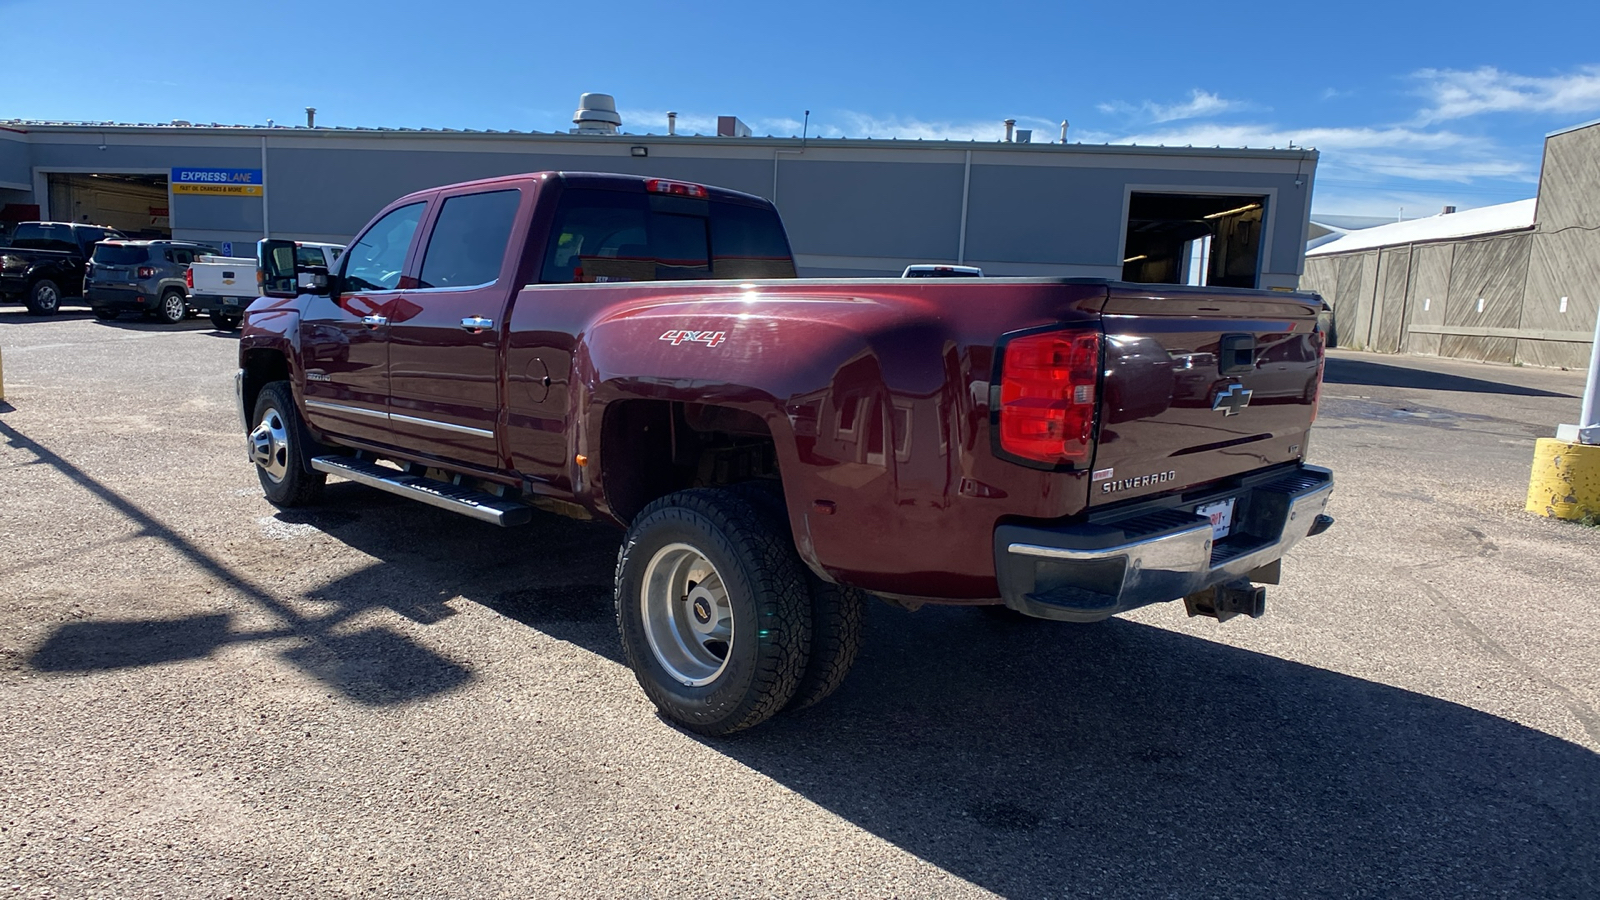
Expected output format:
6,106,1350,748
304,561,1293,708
1301,227,1598,370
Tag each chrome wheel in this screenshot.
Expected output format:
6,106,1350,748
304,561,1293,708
250,405,291,484
160,292,186,323
640,542,735,686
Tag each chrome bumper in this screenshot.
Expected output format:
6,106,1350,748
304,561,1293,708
995,464,1334,622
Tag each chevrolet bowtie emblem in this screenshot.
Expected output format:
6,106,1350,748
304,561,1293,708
1212,383,1253,416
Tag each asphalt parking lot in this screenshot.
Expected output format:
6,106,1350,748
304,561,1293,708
2,308,1597,899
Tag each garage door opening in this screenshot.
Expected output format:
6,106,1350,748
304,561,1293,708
1122,193,1266,288
47,173,170,238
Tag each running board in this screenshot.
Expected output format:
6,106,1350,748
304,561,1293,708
311,456,533,527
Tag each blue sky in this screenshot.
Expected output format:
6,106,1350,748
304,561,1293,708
7,0,1599,218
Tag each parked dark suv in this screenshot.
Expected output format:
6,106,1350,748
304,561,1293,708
1,222,128,314
84,240,219,323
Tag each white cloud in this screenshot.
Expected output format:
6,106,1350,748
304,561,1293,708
1098,90,1248,123
1415,65,1600,123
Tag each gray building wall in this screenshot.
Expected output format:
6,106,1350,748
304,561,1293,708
1302,119,1599,370
5,125,1317,285
0,131,29,189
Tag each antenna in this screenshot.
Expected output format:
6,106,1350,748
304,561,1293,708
802,110,810,142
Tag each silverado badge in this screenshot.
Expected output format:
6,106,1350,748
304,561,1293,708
1212,383,1253,416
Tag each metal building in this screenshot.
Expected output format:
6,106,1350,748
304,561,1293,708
0,103,1318,288
1302,118,1600,369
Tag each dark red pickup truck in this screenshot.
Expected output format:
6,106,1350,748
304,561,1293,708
237,171,1334,734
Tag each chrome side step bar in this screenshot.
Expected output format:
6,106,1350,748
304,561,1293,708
311,456,533,527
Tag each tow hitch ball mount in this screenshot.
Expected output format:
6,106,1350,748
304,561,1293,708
1184,578,1267,623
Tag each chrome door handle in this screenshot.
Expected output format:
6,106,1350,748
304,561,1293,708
362,315,388,327
460,316,494,332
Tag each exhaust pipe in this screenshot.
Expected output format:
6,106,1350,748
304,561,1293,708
1183,578,1266,622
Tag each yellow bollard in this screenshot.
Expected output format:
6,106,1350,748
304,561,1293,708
1526,438,1600,521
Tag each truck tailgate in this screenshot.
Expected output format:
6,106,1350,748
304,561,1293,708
1091,285,1323,506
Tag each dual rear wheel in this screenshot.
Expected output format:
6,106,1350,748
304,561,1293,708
615,487,865,736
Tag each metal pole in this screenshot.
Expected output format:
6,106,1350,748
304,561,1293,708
957,150,971,264
260,136,269,239
1577,306,1600,444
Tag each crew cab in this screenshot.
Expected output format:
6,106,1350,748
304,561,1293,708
1,221,128,314
237,172,1334,735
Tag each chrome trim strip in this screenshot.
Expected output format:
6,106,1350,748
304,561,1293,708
390,411,495,438
1008,522,1213,561
305,399,390,421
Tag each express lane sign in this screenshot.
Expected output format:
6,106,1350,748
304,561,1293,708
170,168,264,197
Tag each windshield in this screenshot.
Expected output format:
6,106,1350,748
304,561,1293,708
91,244,149,265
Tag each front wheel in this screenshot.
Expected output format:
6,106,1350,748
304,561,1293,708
157,290,187,325
250,381,326,507
26,279,62,315
615,489,812,736
210,311,241,331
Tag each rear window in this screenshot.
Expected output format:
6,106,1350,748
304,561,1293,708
92,244,149,265
10,223,78,253
540,188,795,284
296,247,326,268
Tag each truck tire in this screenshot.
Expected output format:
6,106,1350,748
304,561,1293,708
614,489,812,736
210,311,241,331
157,290,187,325
249,381,326,507
92,307,119,321
729,481,864,711
25,279,62,315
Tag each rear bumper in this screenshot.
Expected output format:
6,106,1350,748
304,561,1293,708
85,285,151,309
995,464,1334,622
194,293,249,311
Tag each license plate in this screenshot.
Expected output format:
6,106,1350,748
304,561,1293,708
1196,498,1236,540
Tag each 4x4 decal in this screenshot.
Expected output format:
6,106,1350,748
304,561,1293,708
659,329,727,348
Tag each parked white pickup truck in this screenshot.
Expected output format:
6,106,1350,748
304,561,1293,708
188,241,344,330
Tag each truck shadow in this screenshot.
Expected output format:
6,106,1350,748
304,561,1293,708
241,485,1600,897
713,604,1600,897
1324,356,1575,397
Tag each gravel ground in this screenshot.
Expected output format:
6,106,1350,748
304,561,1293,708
1,308,1597,899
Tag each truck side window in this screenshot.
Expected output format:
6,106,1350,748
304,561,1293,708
540,188,793,283
342,202,425,292
418,189,521,289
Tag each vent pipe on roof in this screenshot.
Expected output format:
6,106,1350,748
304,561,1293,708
1003,119,1016,142
667,111,677,136
1060,120,1069,143
1441,205,1457,215
305,107,316,128
572,93,622,134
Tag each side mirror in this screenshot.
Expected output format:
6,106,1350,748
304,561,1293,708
257,239,298,298
298,266,331,295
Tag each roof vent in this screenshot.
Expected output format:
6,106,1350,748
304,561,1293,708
170,119,191,127
717,116,751,137
1441,205,1457,215
1015,129,1032,144
1003,119,1016,142
572,93,621,134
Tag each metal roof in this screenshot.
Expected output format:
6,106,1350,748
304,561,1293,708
0,119,1319,160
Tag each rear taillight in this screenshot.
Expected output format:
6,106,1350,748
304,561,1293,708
137,266,156,279
645,178,709,199
997,329,1102,467
184,268,194,289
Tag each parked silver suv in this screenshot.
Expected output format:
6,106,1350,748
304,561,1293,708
84,240,219,324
